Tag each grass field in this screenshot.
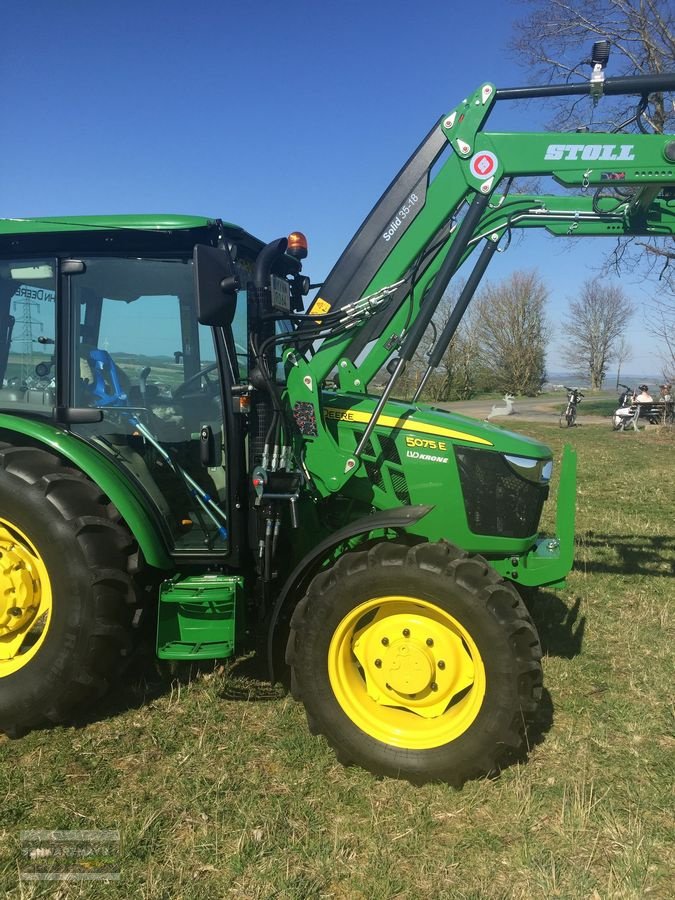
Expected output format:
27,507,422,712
1,423,673,899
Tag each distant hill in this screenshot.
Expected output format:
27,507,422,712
546,371,664,389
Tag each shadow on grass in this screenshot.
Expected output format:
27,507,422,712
578,531,675,578
524,589,586,659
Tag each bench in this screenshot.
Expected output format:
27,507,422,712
622,401,674,430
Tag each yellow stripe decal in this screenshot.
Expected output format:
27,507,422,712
325,408,493,447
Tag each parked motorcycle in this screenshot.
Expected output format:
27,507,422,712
559,386,584,428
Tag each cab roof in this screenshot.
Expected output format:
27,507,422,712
0,215,264,257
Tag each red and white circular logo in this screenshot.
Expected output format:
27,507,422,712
469,151,498,180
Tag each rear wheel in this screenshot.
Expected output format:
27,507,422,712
559,406,569,428
287,542,542,784
0,444,139,735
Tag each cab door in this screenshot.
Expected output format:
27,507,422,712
65,255,230,555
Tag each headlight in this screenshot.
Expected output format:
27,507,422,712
504,454,553,484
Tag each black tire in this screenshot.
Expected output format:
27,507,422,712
558,408,567,428
567,407,577,427
0,444,139,735
286,541,542,785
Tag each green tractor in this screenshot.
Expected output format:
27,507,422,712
1,54,674,783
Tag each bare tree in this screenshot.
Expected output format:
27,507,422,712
511,0,674,377
423,286,484,401
647,295,675,379
614,334,632,387
561,277,632,388
511,0,675,132
473,270,550,395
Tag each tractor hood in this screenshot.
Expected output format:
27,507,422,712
319,392,564,563
323,392,552,460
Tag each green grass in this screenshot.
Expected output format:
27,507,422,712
1,423,674,899
576,398,618,416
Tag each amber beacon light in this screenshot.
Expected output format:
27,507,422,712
287,231,308,259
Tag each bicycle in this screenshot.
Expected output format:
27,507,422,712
559,386,584,427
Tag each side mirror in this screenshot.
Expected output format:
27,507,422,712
193,244,240,327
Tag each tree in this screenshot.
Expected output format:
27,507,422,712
647,294,675,380
422,285,486,401
561,277,632,388
510,0,675,371
472,270,550,395
511,1,675,133
614,334,632,387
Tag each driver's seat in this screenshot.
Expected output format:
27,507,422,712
86,348,129,407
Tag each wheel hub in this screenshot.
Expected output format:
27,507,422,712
329,595,487,750
0,529,41,637
382,640,433,694
352,609,475,719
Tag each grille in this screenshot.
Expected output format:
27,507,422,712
379,434,401,464
389,470,411,504
454,447,547,538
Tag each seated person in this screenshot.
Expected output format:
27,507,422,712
635,384,653,403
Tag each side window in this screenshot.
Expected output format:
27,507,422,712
91,293,184,405
231,259,250,378
69,257,228,553
0,259,56,413
230,291,249,377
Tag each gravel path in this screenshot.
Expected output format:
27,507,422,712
435,397,609,425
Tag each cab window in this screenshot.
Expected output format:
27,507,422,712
68,256,227,552
0,259,56,413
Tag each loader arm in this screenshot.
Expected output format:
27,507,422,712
284,71,675,493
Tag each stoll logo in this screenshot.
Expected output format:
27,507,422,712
544,143,635,162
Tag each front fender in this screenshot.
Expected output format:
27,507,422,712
0,414,173,570
266,504,434,681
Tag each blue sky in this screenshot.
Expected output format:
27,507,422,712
1,0,666,378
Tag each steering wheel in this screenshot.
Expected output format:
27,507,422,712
172,363,219,400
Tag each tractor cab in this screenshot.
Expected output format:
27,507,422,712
0,217,264,556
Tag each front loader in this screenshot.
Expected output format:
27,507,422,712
1,47,673,783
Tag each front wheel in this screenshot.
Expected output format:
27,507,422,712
287,542,542,785
566,406,577,427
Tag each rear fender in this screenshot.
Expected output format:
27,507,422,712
0,414,173,570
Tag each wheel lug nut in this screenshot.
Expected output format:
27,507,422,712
426,638,434,647
430,682,438,691
7,607,22,617
381,637,389,646
437,660,445,670
374,659,382,668
402,628,410,638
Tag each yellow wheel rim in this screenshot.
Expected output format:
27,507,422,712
328,596,486,750
0,517,52,677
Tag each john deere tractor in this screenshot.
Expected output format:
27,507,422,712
1,49,673,783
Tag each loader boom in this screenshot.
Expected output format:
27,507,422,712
283,71,675,491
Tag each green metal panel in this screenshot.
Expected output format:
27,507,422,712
0,215,216,235
311,399,577,587
0,414,172,569
157,574,241,660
